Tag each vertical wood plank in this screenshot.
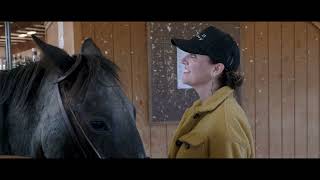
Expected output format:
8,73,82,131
63,22,75,55
254,22,269,158
282,22,295,158
45,22,58,46
166,124,178,153
294,22,307,158
150,125,167,158
131,22,151,157
268,22,282,158
80,22,95,41
113,23,133,101
73,22,82,54
307,23,319,158
94,22,114,61
240,22,256,147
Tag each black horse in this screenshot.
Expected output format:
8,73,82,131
0,35,146,158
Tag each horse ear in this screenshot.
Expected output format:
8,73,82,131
31,35,74,72
80,38,103,56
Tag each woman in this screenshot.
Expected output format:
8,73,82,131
168,26,255,158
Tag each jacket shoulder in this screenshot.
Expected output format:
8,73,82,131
202,97,251,144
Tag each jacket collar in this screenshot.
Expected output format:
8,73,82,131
174,86,234,141
192,86,234,114
168,86,235,158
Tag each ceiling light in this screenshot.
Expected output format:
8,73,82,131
27,31,36,35
18,34,27,38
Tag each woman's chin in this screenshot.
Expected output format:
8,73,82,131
182,80,192,86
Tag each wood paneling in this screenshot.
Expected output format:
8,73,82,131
240,23,256,146
150,125,167,158
113,23,132,100
131,22,151,157
241,22,320,158
307,23,320,158
45,22,58,47
294,22,308,158
268,22,282,158
281,22,295,158
254,22,269,158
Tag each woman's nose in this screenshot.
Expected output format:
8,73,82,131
181,56,188,65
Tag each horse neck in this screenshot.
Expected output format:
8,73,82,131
0,104,9,154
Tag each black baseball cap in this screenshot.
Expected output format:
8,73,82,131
171,26,240,71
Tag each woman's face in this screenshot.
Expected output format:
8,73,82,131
181,53,214,87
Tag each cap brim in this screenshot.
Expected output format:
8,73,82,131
171,38,203,55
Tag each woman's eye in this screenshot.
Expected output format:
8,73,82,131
190,54,196,58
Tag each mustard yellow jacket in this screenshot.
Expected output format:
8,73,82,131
168,86,255,158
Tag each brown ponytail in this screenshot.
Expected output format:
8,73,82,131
219,70,244,89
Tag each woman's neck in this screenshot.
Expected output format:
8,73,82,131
193,81,220,102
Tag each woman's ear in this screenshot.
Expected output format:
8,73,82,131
211,63,225,78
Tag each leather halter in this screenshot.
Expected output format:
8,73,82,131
55,56,102,159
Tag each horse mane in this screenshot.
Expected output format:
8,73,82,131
82,54,119,82
0,62,45,110
0,53,119,110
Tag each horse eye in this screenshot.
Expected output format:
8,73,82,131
90,120,110,131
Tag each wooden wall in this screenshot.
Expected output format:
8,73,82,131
45,22,59,47
45,22,75,55
46,22,320,158
241,22,320,158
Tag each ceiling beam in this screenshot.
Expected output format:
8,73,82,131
33,24,45,28
11,38,44,54
0,22,44,36
0,36,33,40
0,39,27,43
0,22,45,55
16,30,45,35
25,27,45,32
